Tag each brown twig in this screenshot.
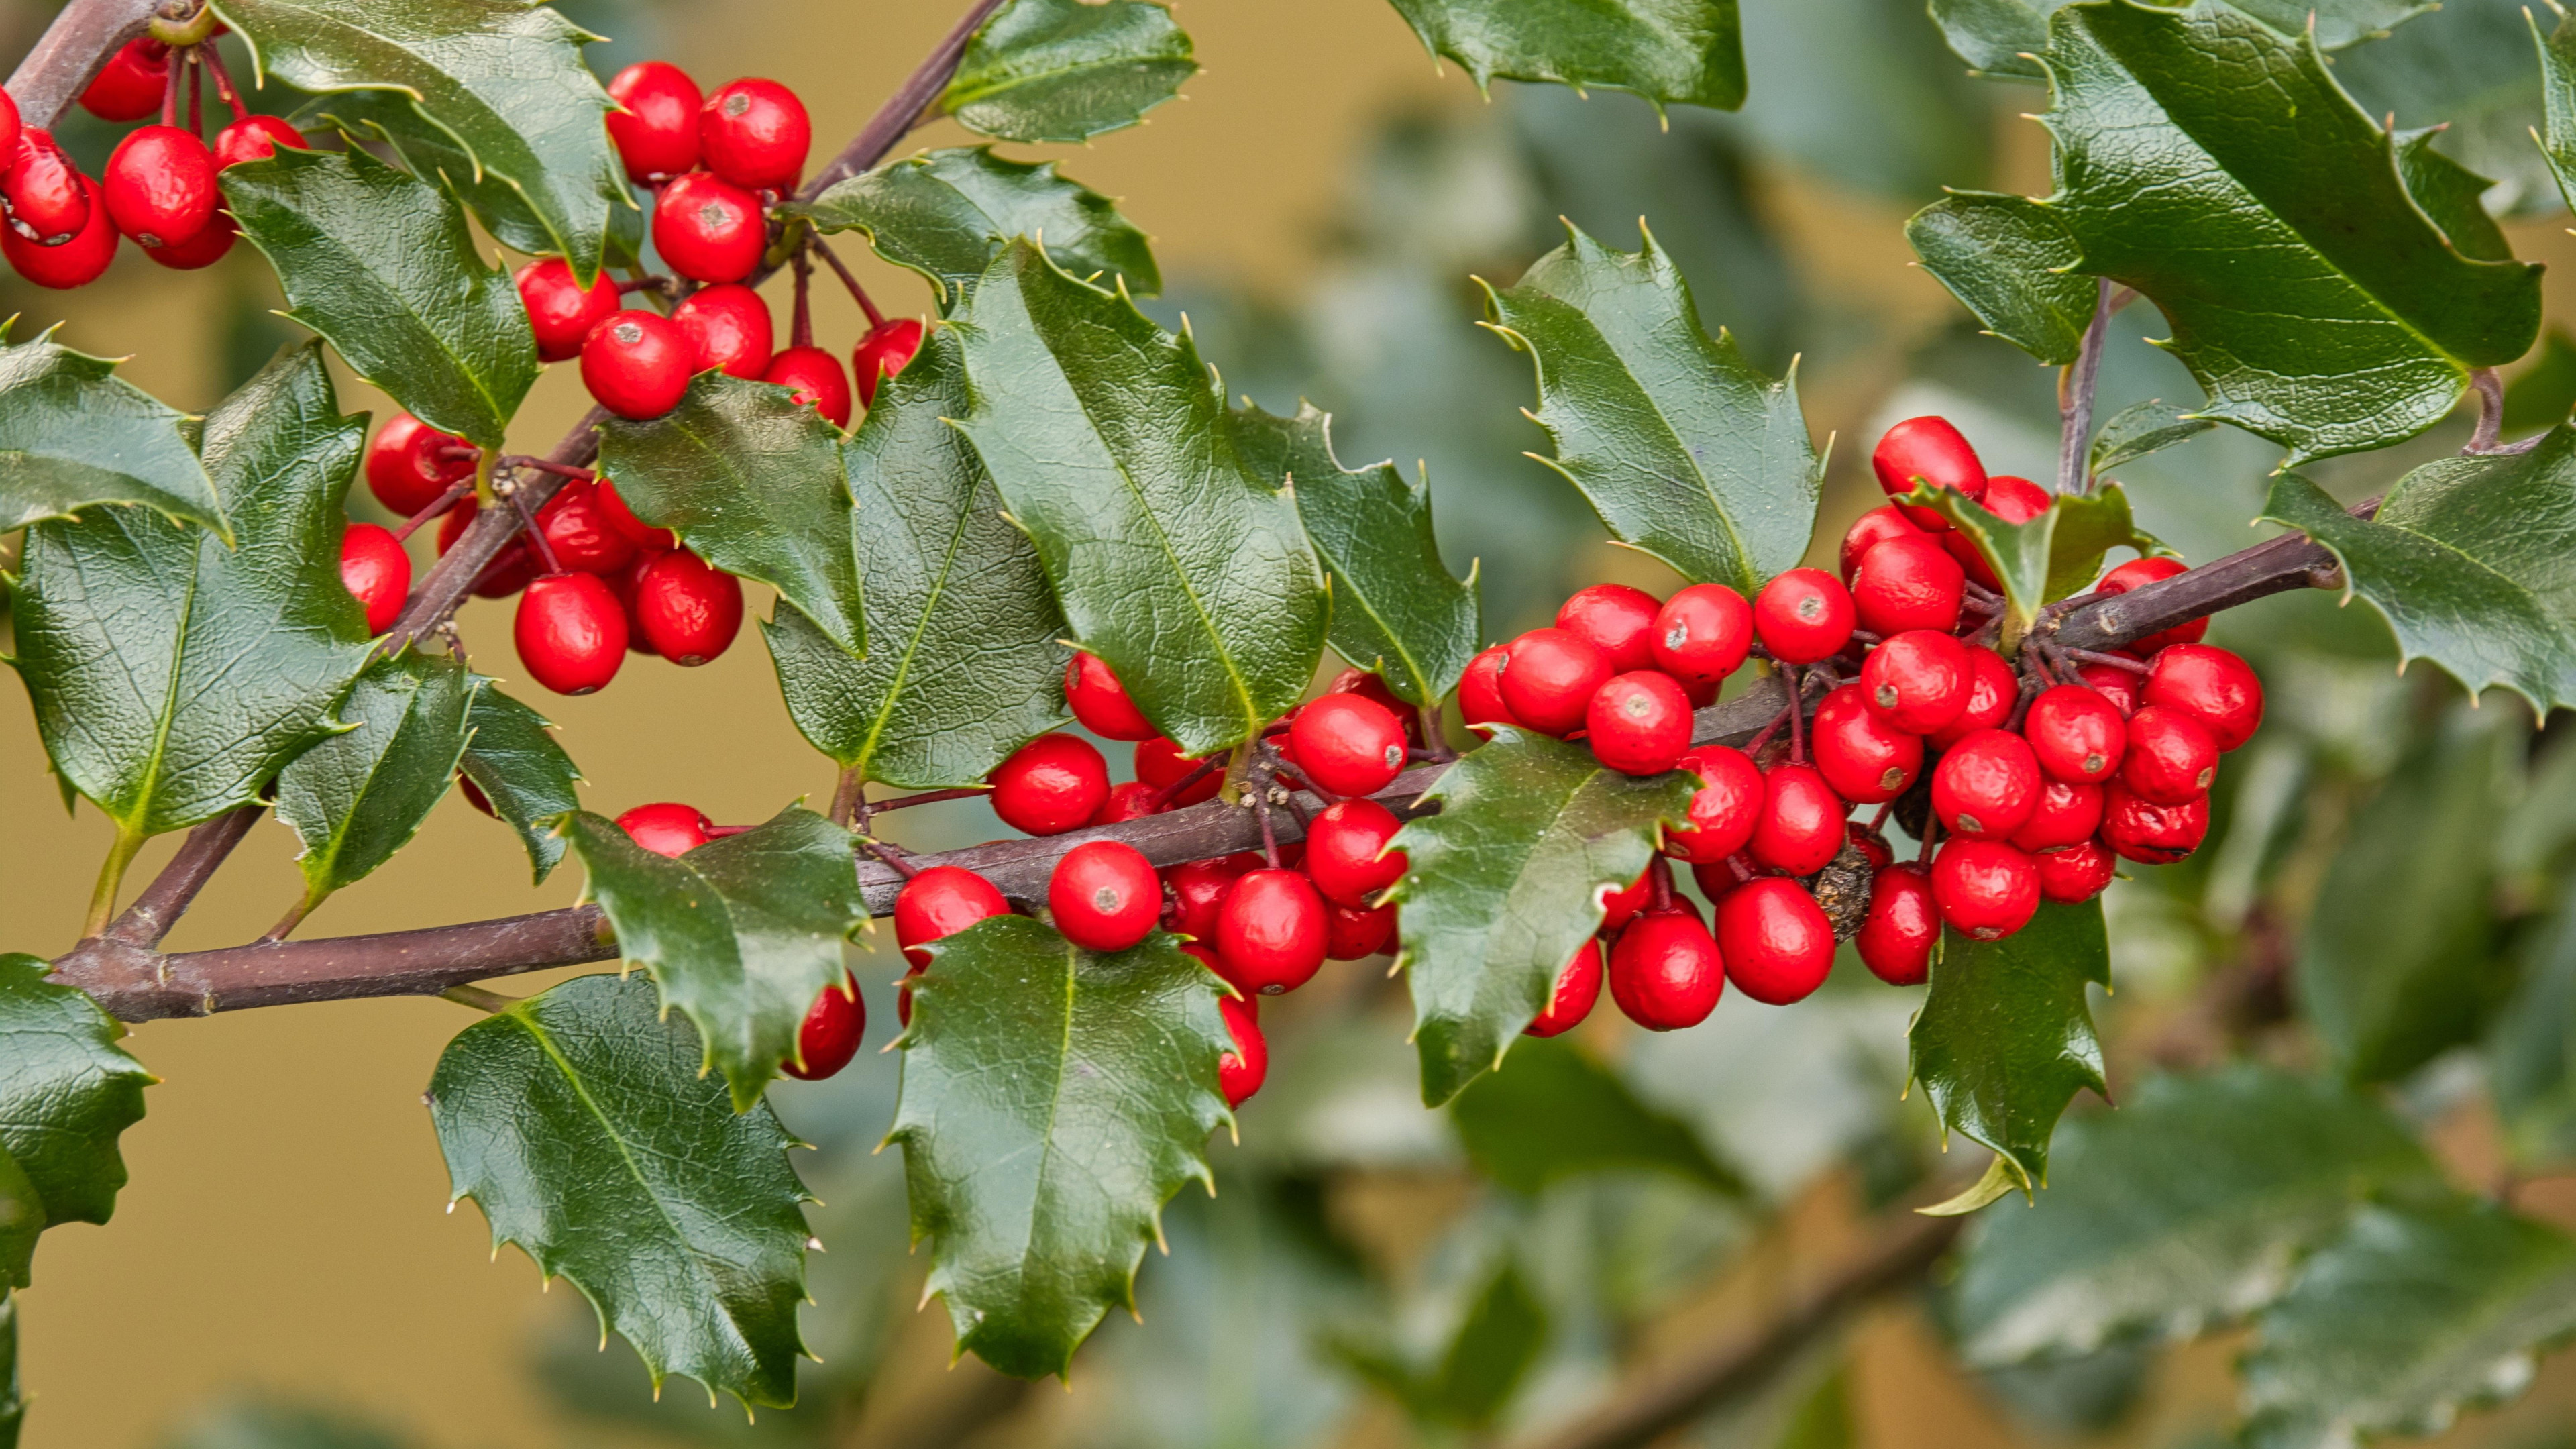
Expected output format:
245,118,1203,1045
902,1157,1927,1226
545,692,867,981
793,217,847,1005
2058,278,2114,495
99,802,262,947
810,236,888,328
3,0,160,128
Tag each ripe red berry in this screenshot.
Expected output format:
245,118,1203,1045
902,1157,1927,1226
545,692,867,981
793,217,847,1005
2143,645,2262,751
515,258,620,363
2009,778,2105,853
1291,693,1409,796
2,172,113,288
2122,704,2219,805
1857,863,1937,986
1847,824,1895,870
2080,661,2142,718
1860,629,1970,735
1458,645,1517,731
365,413,474,515
141,210,234,270
1164,854,1254,940
779,972,864,1081
1851,534,1964,637
652,171,765,284
78,38,166,121
1557,584,1662,674
853,317,926,408
1608,909,1724,1030
1324,902,1396,959
990,733,1109,835
1049,839,1161,951
1752,568,1854,665
1930,646,2018,749
1933,839,2040,939
616,802,714,857
894,865,1008,971
1663,746,1764,863
104,125,218,248
515,573,628,694
1839,505,1923,582
339,521,411,635
1716,876,1835,1005
2024,684,2127,784
1981,474,2053,522
1216,867,1328,994
763,345,852,429
1932,727,2041,840
672,282,774,379
1599,864,1655,932
1136,736,1222,806
632,549,743,665
1586,671,1693,776
1303,798,1406,908
212,115,307,170
582,309,692,420
3,129,88,246
1218,992,1267,1107
2095,555,2206,653
2102,784,2208,864
1090,781,1160,825
533,482,637,575
1524,938,1604,1038
1650,582,1754,687
700,78,810,192
1750,763,1847,877
606,61,701,183
2037,839,2117,902
1065,652,1158,741
0,89,19,172
1872,416,1988,527
1811,684,1922,805
593,478,675,551
1499,627,1612,736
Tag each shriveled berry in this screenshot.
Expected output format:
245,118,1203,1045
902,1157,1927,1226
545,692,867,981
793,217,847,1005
514,573,628,694
2080,661,2142,718
1930,646,2018,749
1839,505,1923,582
2095,555,2206,653
853,317,925,407
1063,652,1157,741
1608,909,1723,1030
990,733,1109,835
78,38,166,122
1458,644,1517,731
2009,778,2104,853
1932,727,2041,840
2,171,113,288
1872,415,1987,527
701,78,810,192
1811,684,1921,805
2037,839,2117,902
1557,583,1661,674
616,802,713,857
1752,568,1854,665
1303,798,1405,908
1851,533,1964,637
1663,746,1764,863
1291,692,1409,796
1857,863,1937,986
104,125,218,248
632,549,743,665
2143,645,2262,751
1651,582,1754,686
3,129,88,246
1325,902,1395,960
1750,763,1847,877
1525,938,1605,1037
535,481,637,574
1049,839,1161,952
517,257,621,362
582,309,692,420
1717,876,1835,1005
2102,784,2208,864
1587,671,1693,776
763,345,852,428
672,282,774,378
780,973,864,1081
1499,627,1611,737
212,115,306,170
2122,704,2219,805
894,865,1008,969
1216,867,1328,994
1136,736,1222,806
1859,629,1970,735
2024,684,2127,784
606,61,701,182
1218,993,1267,1107
1163,854,1254,940
1932,839,2041,940
652,171,765,284
366,413,474,515
339,521,411,635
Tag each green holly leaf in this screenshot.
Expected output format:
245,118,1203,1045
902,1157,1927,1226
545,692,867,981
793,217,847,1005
595,372,864,659
0,325,225,538
274,653,476,914
2240,1201,2576,1448
2258,431,2576,715
763,327,1067,788
2394,128,2515,266
1900,480,2163,646
1930,0,2434,82
427,972,812,1409
2087,398,2214,475
0,952,154,1289
1340,1261,1548,1431
2506,330,2576,435
1907,900,2109,1193
223,147,538,449
1948,1064,2442,1367
792,146,1157,309
211,0,625,284
1234,402,1480,708
1448,1036,1742,1196
559,807,866,1112
1482,221,1820,599
1905,191,2094,367
941,0,1195,144
11,342,374,849
949,241,1326,756
2535,6,2576,217
455,681,582,885
1385,0,1746,111
891,916,1231,1380
1387,729,1697,1107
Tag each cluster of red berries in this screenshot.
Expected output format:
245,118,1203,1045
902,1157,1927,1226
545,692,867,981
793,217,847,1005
0,32,307,287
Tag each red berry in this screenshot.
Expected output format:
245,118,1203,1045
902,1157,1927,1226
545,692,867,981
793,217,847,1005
1752,568,1854,665
1586,671,1693,776
616,802,714,857
212,115,306,170
1218,993,1267,1107
2080,661,2142,718
1525,938,1604,1037
103,125,218,248
2,171,113,288
339,521,411,635
1136,736,1222,806
1291,693,1409,796
1599,863,1655,932
1847,823,1895,870
780,971,863,1081
1749,763,1847,877
0,88,20,171
632,549,743,665
1839,505,1923,582
1458,645,1517,731
1932,839,2041,939
894,865,1008,971
2024,684,2127,784
2121,704,2219,804
458,772,496,817
2095,555,2206,653
990,733,1109,835
1557,583,1661,674
1650,582,1754,686
853,317,926,408
1872,416,1988,527
582,309,692,420
2009,778,2104,853
1663,746,1764,863
1860,629,1970,735
763,345,852,429
1499,627,1612,736
1716,875,1835,1005
1811,684,1922,805
1856,863,1937,986
2035,839,2117,903
1931,727,2041,840
700,78,810,192
1941,529,2000,594
1065,652,1158,741
1163,853,1254,940
1303,798,1405,908
78,38,166,122
1090,781,1160,825
1324,902,1396,959
1608,909,1724,1030
652,171,765,284
514,573,628,694
1930,646,2018,749
593,478,676,551
2102,784,2208,864
533,481,637,575
1851,533,1964,637
517,256,626,364
1216,867,1328,994
365,413,475,515
1982,474,2053,523
1049,840,1161,951
606,61,701,183
140,211,233,270
606,546,664,655
1689,856,1750,904
672,282,774,379
2143,645,2262,751
3,129,88,246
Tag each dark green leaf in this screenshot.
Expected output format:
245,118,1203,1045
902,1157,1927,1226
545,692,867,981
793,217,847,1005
0,952,153,1288
223,147,538,449
949,241,1326,756
1385,0,1746,110
2536,5,2576,217
1388,730,1697,1106
1948,1064,2442,1366
890,916,1232,1380
763,327,1067,788
595,371,864,659
1236,402,1480,708
11,342,374,845
1931,0,2435,82
2489,879,2576,1167
2392,129,2513,264
941,0,1195,144
0,326,225,537
1900,480,2163,646
2240,1201,2576,1448
2504,329,2576,435
1904,191,2094,366
2336,0,2553,219
455,681,582,885
212,0,625,283
792,146,1157,309
274,653,475,911
559,807,865,1111
2088,398,2214,475
1449,1036,1741,1195
1906,900,2108,1191
0,1164,28,1318
1427,1263,1546,1430
1482,221,1821,597
427,972,812,1409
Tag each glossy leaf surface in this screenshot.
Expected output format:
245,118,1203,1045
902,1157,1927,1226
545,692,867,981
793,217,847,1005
456,681,582,885
1906,191,2094,366
1907,900,2109,1191
275,653,476,910
1385,0,1746,110
0,327,224,537
1930,0,2436,82
0,953,151,1291
794,146,1158,307
2088,397,2214,475
941,0,1195,144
